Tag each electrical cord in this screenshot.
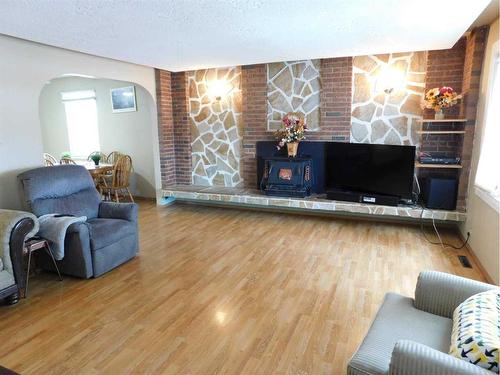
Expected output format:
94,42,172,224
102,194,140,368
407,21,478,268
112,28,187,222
414,174,470,250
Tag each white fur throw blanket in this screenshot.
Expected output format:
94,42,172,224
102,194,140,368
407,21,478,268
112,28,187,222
0,210,39,277
37,214,86,260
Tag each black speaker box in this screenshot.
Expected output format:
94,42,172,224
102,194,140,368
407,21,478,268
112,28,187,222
421,177,458,210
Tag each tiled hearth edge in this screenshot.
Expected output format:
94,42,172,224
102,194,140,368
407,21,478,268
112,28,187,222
162,185,466,222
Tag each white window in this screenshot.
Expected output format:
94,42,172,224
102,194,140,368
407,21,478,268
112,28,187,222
475,46,500,208
61,90,100,158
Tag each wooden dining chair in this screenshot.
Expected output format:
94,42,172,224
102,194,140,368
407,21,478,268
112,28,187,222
43,153,58,166
99,155,134,202
106,151,123,165
60,157,76,165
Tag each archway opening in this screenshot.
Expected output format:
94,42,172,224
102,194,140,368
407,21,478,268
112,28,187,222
39,75,158,198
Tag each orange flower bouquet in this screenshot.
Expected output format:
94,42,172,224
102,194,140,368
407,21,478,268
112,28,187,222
422,86,462,119
275,112,307,157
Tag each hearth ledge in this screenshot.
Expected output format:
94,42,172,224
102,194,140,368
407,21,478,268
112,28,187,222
162,185,466,223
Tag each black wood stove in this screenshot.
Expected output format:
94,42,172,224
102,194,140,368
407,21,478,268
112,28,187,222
260,157,313,198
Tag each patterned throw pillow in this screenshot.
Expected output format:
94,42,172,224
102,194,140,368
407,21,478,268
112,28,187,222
450,290,499,372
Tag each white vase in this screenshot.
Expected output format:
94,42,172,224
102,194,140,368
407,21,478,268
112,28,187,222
434,109,445,120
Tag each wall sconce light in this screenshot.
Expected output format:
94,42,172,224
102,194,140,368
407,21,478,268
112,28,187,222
376,67,406,94
208,79,232,101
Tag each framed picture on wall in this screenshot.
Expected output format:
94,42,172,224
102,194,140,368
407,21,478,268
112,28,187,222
110,86,137,113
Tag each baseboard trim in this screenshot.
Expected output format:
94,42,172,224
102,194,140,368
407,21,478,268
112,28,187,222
457,229,496,285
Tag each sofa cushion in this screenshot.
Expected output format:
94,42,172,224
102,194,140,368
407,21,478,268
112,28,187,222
348,293,453,375
450,290,499,373
87,218,135,250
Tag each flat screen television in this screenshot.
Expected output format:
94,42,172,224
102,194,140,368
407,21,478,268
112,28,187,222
326,142,416,200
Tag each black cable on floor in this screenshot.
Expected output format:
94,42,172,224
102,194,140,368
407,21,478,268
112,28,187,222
414,174,470,250
418,201,470,250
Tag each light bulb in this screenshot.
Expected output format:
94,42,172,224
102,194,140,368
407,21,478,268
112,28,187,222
376,67,406,94
208,80,231,101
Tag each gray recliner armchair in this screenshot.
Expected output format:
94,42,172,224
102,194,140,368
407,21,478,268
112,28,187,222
18,165,139,278
348,271,499,375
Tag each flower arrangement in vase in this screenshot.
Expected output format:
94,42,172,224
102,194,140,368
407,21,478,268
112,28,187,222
275,112,307,157
422,86,462,119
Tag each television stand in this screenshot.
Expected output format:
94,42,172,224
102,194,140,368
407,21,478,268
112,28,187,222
326,189,400,207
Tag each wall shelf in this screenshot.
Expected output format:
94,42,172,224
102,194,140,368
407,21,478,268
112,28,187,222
415,162,462,169
417,130,466,134
417,118,467,123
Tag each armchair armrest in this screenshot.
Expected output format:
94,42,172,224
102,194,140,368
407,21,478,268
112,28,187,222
389,340,492,375
414,271,497,318
98,202,138,222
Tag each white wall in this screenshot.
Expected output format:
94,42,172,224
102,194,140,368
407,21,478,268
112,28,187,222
460,18,500,285
39,76,157,197
0,35,161,209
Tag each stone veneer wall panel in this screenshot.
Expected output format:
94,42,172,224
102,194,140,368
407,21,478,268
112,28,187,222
267,60,321,130
350,52,427,145
188,67,243,187
157,30,486,214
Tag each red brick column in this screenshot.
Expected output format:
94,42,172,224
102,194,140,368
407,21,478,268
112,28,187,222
457,26,489,211
241,64,270,187
314,57,353,141
155,69,176,187
171,72,192,185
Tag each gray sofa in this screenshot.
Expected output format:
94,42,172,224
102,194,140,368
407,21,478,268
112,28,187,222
0,210,37,304
348,271,499,375
18,165,139,278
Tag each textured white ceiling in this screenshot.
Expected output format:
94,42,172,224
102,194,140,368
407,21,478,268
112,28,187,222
0,0,492,72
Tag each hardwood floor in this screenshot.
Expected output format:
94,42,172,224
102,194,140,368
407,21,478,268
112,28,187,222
0,201,487,375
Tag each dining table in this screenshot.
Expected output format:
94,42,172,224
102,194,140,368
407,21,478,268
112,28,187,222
76,161,114,186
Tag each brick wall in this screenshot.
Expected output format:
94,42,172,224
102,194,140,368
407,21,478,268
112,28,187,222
312,57,353,142
155,69,176,186
155,69,192,187
241,64,270,186
156,28,487,212
421,28,489,211
457,26,489,211
421,39,466,162
240,58,352,187
171,72,192,185
425,37,466,119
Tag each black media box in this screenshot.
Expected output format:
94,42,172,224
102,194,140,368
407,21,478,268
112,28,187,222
420,177,458,210
326,189,399,206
